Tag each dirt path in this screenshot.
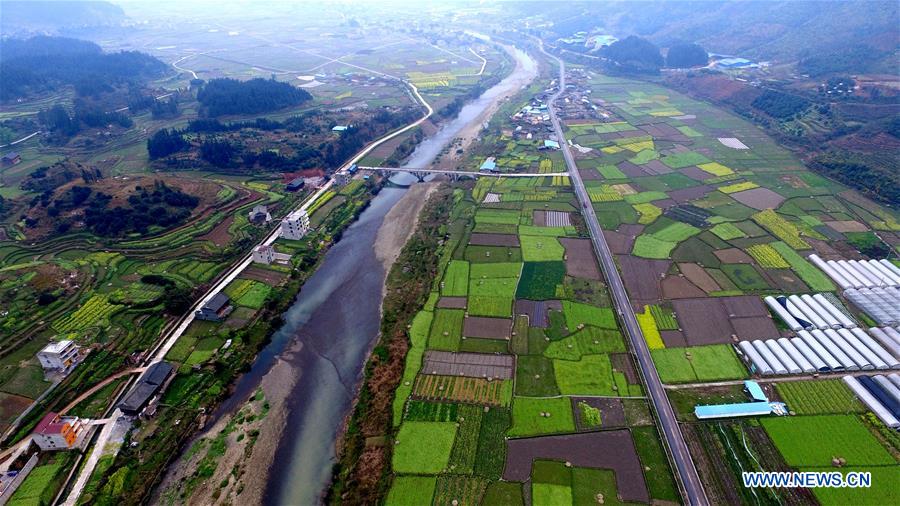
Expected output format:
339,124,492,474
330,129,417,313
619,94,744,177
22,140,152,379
374,183,439,270
59,367,145,415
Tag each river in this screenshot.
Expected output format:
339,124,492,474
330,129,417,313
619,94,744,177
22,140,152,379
207,42,536,505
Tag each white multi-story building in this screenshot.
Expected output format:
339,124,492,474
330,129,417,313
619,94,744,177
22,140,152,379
251,244,276,264
281,209,311,240
32,412,89,451
36,340,80,374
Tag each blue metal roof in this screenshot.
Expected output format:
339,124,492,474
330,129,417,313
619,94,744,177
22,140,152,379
544,139,560,149
479,158,497,171
744,380,768,402
694,402,773,419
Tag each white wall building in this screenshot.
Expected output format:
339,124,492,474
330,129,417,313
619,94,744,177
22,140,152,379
281,209,311,240
251,244,276,265
36,340,79,374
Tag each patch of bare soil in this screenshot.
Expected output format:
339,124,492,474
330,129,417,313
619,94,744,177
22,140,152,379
374,183,438,270
154,342,302,505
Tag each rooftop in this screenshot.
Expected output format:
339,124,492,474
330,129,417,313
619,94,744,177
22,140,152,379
744,380,768,402
203,293,230,313
40,340,75,355
694,402,773,419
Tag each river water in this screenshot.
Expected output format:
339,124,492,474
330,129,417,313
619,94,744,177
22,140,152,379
209,43,536,506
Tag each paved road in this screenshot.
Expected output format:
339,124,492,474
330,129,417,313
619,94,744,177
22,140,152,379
539,42,709,506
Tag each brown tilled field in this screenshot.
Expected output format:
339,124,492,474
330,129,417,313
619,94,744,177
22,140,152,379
463,316,513,339
571,397,627,430
729,187,786,210
437,296,468,309
661,276,705,299
503,431,650,503
560,238,602,280
678,263,721,293
618,255,670,303
672,296,778,345
240,266,288,285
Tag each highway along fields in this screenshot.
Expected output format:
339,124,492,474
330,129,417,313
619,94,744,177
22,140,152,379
557,68,900,506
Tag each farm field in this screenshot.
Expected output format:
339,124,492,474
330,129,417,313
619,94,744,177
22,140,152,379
384,170,675,504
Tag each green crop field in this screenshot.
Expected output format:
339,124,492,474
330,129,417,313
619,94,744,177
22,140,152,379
721,264,770,291
762,415,894,467
554,354,615,395
652,345,747,384
805,466,900,506
562,301,616,329
519,235,565,261
653,222,701,242
509,396,575,436
442,260,470,296
429,309,464,351
386,476,437,506
516,261,565,300
476,209,521,225
710,223,746,241
648,304,678,330
769,242,835,291
468,295,513,317
392,421,458,473
470,262,522,279
775,380,866,415
661,151,710,169
632,235,677,259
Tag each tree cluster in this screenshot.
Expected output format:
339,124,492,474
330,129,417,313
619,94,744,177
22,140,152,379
798,45,884,77
39,180,200,236
147,129,189,160
37,102,132,142
148,106,421,173
0,36,167,101
600,36,664,74
196,77,312,117
666,43,708,68
751,90,811,119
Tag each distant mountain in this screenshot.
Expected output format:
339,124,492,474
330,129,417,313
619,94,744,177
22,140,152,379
0,1,126,36
520,1,898,65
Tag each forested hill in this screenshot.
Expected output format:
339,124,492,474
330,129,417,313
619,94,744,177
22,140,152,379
197,78,313,117
0,36,168,102
526,0,898,66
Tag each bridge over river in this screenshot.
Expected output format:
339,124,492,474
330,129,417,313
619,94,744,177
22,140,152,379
354,165,568,181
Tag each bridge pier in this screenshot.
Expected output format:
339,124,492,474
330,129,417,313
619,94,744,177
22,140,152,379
412,171,426,182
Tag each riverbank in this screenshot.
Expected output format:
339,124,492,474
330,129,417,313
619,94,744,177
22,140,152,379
374,182,439,270
328,186,454,504
154,338,302,505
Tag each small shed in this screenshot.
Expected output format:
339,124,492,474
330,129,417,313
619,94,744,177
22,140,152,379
743,380,768,402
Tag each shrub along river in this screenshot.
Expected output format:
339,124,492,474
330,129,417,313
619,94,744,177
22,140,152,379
206,42,537,505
